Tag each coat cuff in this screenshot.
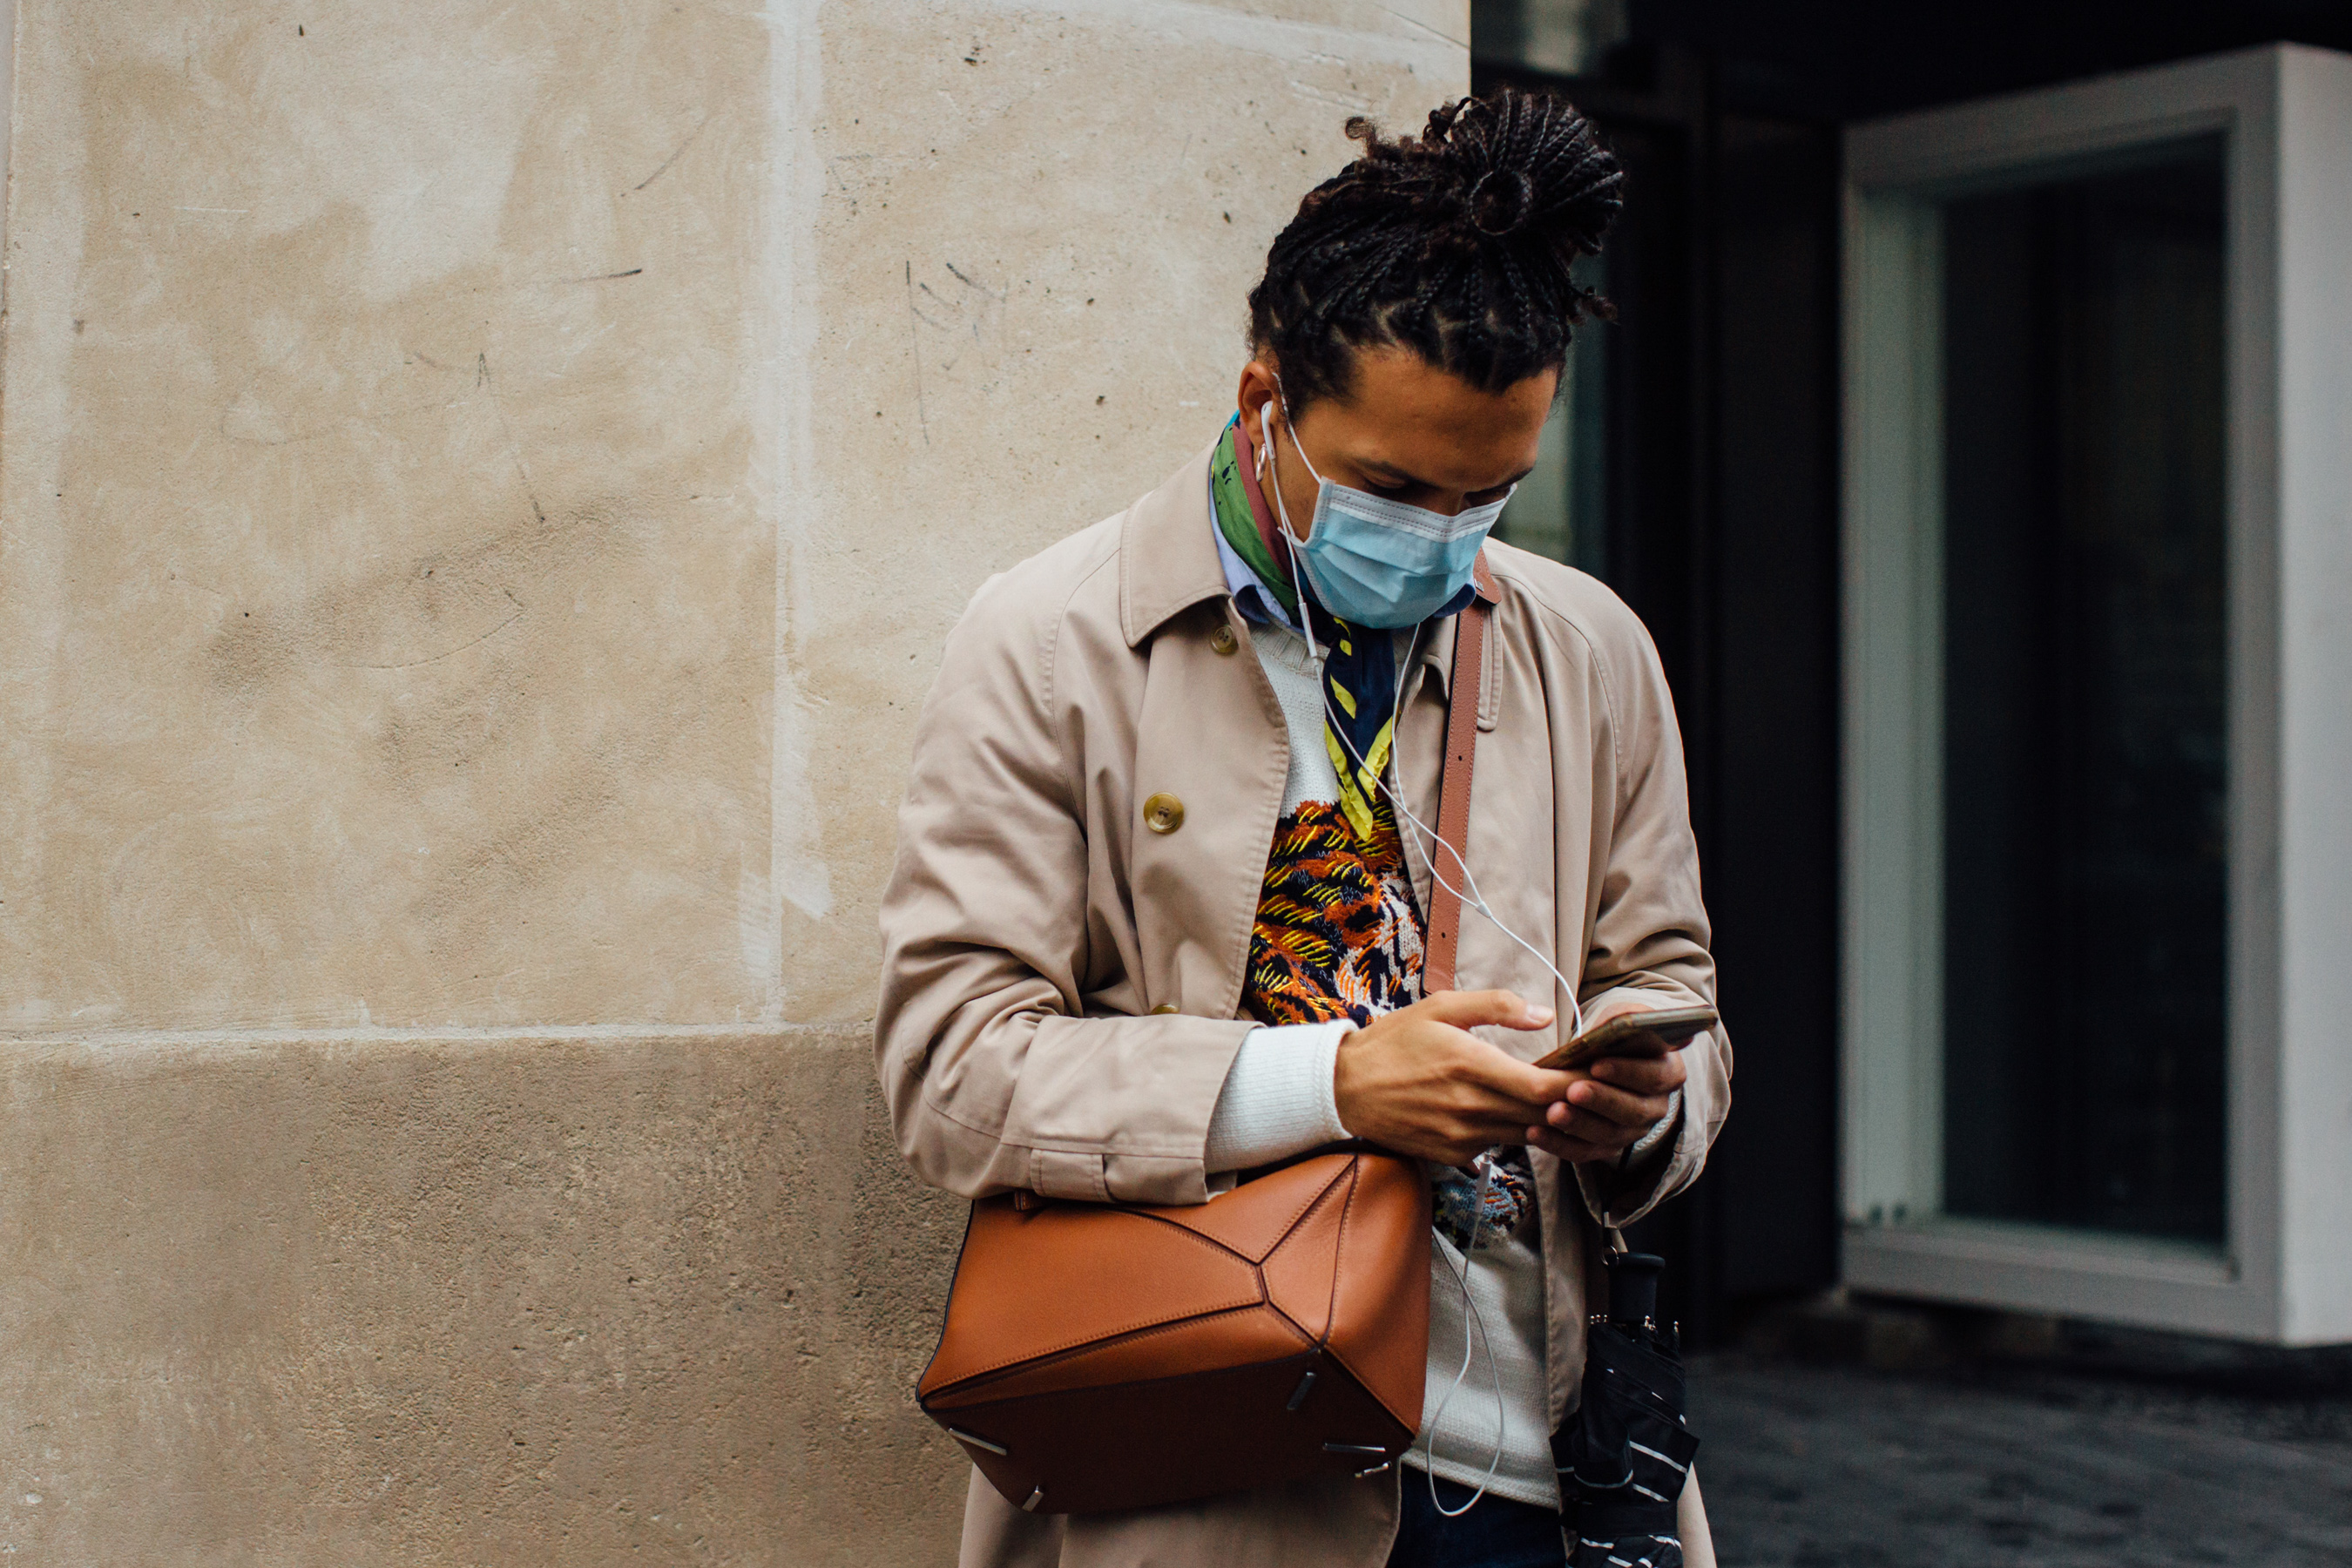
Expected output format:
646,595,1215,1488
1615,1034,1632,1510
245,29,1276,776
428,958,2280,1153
1574,1088,1688,1227
1569,988,1707,1228
1204,1020,1354,1175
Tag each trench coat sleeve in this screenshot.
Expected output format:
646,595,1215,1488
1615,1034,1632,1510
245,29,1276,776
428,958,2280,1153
875,564,1255,1209
1570,606,1733,1230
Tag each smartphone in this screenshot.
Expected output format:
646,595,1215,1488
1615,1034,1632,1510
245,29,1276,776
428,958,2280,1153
1533,1004,1718,1072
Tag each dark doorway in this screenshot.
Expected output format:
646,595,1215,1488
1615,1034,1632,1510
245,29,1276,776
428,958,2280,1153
1475,48,1846,1342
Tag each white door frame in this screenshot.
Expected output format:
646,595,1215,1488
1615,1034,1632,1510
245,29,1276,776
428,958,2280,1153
1840,44,2352,1345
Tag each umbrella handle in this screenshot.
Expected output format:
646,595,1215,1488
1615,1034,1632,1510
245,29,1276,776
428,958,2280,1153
1603,1248,1667,1328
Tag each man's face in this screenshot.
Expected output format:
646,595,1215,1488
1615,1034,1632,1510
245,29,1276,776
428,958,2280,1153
1237,345,1558,538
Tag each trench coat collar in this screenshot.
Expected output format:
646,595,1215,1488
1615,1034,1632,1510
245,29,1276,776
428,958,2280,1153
1119,441,1230,648
1116,436,1504,660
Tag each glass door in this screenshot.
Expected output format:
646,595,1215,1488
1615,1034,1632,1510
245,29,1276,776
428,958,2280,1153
1936,139,2230,1245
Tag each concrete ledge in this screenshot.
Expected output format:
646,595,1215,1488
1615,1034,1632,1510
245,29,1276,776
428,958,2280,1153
0,1027,970,1565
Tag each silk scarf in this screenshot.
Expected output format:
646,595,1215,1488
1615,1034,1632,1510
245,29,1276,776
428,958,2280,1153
1211,416,1398,845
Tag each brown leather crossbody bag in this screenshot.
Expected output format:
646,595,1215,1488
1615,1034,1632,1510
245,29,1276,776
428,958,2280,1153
916,579,1497,1517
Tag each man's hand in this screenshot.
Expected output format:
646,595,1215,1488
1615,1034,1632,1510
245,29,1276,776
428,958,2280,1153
1529,997,1688,1164
1333,990,1577,1167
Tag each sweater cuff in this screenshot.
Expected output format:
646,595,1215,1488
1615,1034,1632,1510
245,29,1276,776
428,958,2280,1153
1625,1088,1682,1168
1204,1020,1354,1175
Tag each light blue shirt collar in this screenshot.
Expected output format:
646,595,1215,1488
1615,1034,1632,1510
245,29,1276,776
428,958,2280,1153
1212,511,1302,632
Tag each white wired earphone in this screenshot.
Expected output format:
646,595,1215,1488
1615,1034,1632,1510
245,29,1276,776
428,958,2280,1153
1256,398,1591,1516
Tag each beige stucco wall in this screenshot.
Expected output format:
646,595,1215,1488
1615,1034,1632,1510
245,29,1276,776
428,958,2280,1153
0,0,1463,1560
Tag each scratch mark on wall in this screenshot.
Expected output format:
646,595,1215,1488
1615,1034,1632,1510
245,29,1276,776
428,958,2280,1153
904,258,1004,415
909,279,957,332
630,116,708,193
904,260,931,446
824,153,876,212
336,589,527,671
219,376,463,448
474,353,549,525
961,0,1462,77
940,260,1003,301
1374,3,1469,49
557,267,645,285
1288,79,1377,113
204,504,637,700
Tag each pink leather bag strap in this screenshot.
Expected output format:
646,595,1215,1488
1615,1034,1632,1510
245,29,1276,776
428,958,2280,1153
1421,556,1497,996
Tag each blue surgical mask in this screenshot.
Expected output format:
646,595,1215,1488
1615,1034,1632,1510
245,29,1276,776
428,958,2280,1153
1259,399,1511,629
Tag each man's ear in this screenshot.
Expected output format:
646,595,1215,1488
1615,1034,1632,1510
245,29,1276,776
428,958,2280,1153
1236,358,1281,425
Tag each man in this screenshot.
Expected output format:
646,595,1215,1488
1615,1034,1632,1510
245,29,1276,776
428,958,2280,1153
878,89,1728,1568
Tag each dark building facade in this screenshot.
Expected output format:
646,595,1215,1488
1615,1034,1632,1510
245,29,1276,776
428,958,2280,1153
1474,2,2352,1345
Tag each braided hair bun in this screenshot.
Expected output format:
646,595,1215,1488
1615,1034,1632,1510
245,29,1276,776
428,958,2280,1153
1247,87,1622,409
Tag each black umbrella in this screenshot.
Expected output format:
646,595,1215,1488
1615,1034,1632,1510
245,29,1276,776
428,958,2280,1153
1555,1242,1700,1568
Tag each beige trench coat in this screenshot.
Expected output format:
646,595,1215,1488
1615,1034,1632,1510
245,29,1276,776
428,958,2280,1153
875,441,1731,1568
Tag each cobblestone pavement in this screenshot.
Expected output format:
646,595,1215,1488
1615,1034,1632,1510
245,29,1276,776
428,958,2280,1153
1688,1345,2352,1566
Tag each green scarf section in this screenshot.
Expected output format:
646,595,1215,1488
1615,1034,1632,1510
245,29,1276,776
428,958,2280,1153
1209,419,1296,616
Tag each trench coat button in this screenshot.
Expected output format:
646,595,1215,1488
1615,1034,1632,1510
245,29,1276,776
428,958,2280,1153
1150,1003,1179,1015
1210,625,1240,656
1143,793,1185,835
